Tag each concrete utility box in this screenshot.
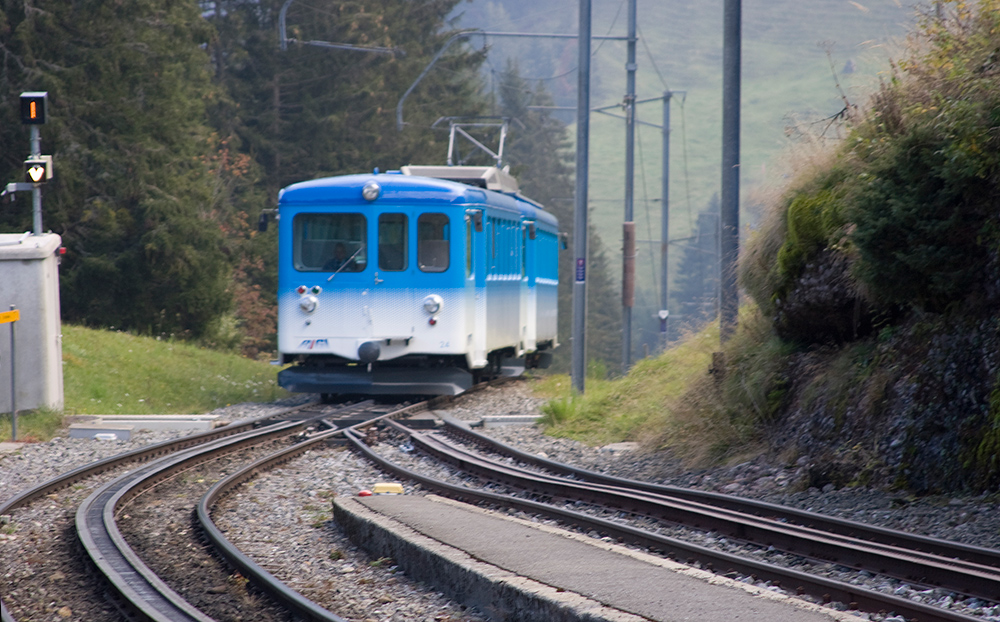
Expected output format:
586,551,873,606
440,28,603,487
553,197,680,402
0,233,64,413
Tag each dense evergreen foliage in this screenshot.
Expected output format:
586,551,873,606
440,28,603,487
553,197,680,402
205,0,488,193
0,1,622,370
712,0,1000,492
0,0,230,338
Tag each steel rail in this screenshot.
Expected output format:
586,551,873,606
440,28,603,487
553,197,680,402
198,426,350,622
344,425,983,622
438,414,1000,570
195,397,450,622
0,403,310,516
409,428,1000,603
0,402,314,622
76,419,308,621
196,401,392,622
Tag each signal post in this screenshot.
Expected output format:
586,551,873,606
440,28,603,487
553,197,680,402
0,92,64,434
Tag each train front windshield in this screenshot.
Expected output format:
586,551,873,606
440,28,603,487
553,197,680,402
294,211,453,275
293,213,367,272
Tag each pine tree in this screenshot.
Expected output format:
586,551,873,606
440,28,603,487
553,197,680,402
0,0,231,338
496,61,621,376
671,194,720,339
205,0,489,194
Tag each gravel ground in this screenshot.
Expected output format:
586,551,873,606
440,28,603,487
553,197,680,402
117,437,301,622
3,380,1000,622
0,401,302,622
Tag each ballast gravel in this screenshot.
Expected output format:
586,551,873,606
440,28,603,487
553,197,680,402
3,381,1000,622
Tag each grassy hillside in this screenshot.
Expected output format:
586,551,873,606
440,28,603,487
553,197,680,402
538,2,1000,494
455,0,911,231
536,321,719,446
0,325,289,441
452,0,914,348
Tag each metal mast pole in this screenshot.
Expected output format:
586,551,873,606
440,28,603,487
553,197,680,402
720,0,741,341
572,0,592,393
659,91,672,351
9,306,16,441
621,0,637,372
30,126,42,235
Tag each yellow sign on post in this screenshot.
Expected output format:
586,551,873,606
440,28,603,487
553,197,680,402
0,310,19,324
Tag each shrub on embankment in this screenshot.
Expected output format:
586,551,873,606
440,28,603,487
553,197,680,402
728,1,1000,493
543,2,1000,494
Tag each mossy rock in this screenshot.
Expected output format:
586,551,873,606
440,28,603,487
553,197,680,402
773,248,876,344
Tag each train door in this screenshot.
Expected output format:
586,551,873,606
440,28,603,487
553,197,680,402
369,212,414,341
522,220,537,353
467,209,488,368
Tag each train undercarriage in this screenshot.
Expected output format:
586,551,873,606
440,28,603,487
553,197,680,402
277,347,553,397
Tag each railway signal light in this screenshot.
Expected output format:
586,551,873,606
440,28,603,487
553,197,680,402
20,92,48,125
24,156,53,184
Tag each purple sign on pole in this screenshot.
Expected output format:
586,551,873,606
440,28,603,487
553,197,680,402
575,258,586,282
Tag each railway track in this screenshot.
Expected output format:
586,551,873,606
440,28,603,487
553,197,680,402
76,417,308,621
0,399,407,622
7,381,996,622
345,415,1000,622
1,379,503,622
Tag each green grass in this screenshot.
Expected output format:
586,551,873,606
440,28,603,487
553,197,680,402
0,324,289,442
457,0,913,348
0,408,63,444
534,322,718,446
533,305,794,467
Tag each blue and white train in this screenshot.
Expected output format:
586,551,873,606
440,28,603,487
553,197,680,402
267,165,560,396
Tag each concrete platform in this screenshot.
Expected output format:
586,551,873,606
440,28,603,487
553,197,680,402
63,414,224,432
0,442,22,454
68,423,135,440
334,494,855,622
480,414,542,427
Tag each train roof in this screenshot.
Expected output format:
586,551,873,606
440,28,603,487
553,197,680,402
400,165,519,193
278,167,556,226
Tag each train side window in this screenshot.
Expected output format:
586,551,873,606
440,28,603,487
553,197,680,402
491,217,497,260
378,213,407,271
508,221,514,275
293,213,367,272
503,220,509,275
502,220,509,275
418,213,450,272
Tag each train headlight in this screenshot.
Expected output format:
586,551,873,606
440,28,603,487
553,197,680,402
299,295,319,313
362,181,381,201
422,294,443,315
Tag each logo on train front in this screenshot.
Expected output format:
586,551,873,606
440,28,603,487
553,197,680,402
299,339,329,349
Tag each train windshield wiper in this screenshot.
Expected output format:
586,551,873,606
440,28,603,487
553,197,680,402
327,244,365,281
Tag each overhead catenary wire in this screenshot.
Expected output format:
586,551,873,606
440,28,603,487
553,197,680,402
475,0,626,88
635,109,662,307
678,95,694,231
637,21,670,92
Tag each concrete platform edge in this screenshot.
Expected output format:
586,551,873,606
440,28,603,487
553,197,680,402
335,494,857,622
333,496,646,622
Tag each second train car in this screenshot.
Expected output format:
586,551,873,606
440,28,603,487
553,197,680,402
269,165,560,396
